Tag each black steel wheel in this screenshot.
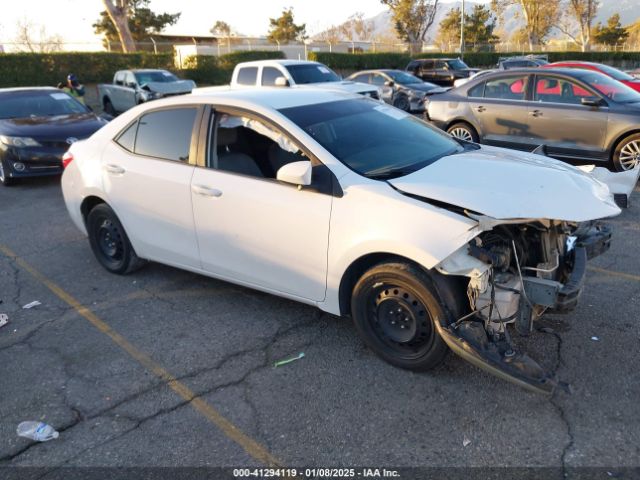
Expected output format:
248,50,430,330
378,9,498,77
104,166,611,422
351,262,451,371
103,99,116,116
0,160,15,186
87,204,144,274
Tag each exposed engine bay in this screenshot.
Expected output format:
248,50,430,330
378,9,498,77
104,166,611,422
435,219,612,394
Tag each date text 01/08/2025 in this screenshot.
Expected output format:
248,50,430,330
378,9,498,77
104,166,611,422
233,468,401,478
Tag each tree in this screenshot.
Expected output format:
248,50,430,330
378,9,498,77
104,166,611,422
317,25,344,49
381,0,440,54
436,5,497,52
491,0,560,51
339,12,375,42
267,8,306,44
593,13,629,47
557,0,599,51
94,0,180,52
13,18,63,53
210,21,236,53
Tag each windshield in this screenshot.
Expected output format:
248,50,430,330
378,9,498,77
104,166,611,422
596,64,634,81
581,71,640,103
0,90,89,119
286,64,341,84
279,98,463,179
386,71,423,85
134,71,179,84
447,59,469,70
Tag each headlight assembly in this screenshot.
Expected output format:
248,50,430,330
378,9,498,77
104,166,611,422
0,136,41,147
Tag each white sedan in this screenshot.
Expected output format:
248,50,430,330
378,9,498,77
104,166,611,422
61,88,620,394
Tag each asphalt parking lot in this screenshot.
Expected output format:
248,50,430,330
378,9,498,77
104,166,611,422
0,176,638,478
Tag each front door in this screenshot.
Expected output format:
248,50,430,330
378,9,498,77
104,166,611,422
526,74,609,161
191,109,332,301
101,106,201,268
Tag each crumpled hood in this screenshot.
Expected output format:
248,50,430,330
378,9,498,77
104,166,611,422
297,80,378,95
388,145,621,222
143,80,195,94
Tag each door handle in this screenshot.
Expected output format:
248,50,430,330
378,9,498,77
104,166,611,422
192,185,222,198
104,164,125,175
475,106,486,113
529,110,543,117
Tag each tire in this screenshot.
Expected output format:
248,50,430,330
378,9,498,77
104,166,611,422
103,99,116,116
447,122,479,143
392,94,411,112
351,262,452,371
0,159,15,186
86,204,144,275
612,133,640,172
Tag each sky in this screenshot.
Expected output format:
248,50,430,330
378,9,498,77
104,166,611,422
0,0,489,50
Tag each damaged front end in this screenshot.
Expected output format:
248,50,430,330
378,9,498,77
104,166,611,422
434,218,612,395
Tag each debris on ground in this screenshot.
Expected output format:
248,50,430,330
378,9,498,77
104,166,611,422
463,435,471,447
0,313,8,329
273,352,305,368
22,301,42,310
16,421,59,442
591,336,600,341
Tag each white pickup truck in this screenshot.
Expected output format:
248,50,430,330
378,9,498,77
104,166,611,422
226,60,381,99
97,69,196,115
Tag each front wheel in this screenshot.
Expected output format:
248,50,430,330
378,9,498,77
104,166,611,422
612,133,640,172
87,204,144,274
447,122,479,143
392,94,411,112
103,99,116,116
351,262,451,371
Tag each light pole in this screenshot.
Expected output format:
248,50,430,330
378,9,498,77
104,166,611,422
460,0,465,59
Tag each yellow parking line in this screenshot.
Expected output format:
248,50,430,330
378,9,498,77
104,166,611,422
588,266,640,282
0,244,282,467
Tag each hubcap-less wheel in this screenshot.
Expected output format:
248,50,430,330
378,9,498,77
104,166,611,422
369,284,434,359
618,139,640,171
97,219,124,262
449,127,474,142
393,95,410,112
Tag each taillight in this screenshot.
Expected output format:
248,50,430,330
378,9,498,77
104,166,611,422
62,151,74,168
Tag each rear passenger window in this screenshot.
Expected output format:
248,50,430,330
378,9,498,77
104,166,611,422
115,121,137,152
261,67,282,86
237,67,258,86
484,76,528,100
134,108,197,162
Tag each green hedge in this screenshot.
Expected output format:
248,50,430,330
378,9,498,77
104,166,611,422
309,51,640,72
0,50,286,88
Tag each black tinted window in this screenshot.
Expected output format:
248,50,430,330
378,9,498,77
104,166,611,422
116,121,137,152
237,67,258,86
134,108,197,162
261,67,283,86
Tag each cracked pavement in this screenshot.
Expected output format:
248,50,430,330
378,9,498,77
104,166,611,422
0,176,638,476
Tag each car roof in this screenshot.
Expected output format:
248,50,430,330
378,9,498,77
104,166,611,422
183,86,362,110
0,87,58,94
548,61,599,66
348,69,403,75
412,58,456,61
127,69,171,73
235,59,321,67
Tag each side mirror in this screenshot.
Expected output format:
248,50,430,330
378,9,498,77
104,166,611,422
127,82,137,89
277,160,312,186
384,80,394,87
274,76,290,87
581,97,603,107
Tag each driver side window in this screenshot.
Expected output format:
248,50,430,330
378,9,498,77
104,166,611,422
206,112,307,179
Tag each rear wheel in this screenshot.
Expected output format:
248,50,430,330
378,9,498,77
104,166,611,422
613,133,640,172
103,99,116,116
87,204,144,274
0,160,15,186
351,262,451,371
447,122,479,143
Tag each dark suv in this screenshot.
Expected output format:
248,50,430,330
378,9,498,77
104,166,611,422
406,58,479,86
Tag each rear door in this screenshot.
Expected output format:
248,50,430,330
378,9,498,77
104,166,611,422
468,73,532,150
101,106,202,268
526,73,609,161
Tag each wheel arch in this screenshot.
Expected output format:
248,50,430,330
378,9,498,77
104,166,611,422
445,118,479,136
80,195,108,226
609,128,640,160
337,252,468,319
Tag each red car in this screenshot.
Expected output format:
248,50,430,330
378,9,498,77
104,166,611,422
544,61,640,92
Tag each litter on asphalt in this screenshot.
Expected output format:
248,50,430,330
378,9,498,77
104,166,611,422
274,352,305,368
17,421,59,442
22,301,42,309
463,436,471,447
0,313,8,329
591,336,600,341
